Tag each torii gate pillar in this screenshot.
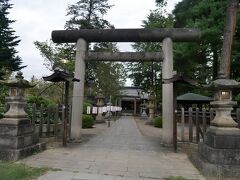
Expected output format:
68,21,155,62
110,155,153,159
162,38,174,146
70,38,87,141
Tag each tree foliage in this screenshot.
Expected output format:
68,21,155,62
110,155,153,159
128,0,240,98
0,0,23,79
173,0,240,82
128,1,173,102
65,0,113,29
34,41,75,72
34,0,126,101
26,76,63,104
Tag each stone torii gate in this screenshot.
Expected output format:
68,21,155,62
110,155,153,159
51,28,201,145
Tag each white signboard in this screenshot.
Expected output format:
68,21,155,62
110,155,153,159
111,106,116,112
87,106,91,114
92,107,98,114
102,106,107,113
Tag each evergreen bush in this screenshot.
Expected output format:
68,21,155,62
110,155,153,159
82,114,95,128
27,96,53,108
235,93,240,105
153,116,162,128
83,102,92,114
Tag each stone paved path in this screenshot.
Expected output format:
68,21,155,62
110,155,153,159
20,116,204,180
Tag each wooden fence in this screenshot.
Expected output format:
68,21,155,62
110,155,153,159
27,104,72,139
177,107,240,144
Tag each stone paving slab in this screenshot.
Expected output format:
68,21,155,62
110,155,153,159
19,116,205,180
39,171,146,180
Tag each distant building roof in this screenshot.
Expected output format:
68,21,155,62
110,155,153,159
177,93,213,102
120,87,149,100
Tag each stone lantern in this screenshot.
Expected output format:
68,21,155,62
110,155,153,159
140,100,148,119
95,93,105,123
0,72,45,161
148,92,155,121
4,72,32,119
197,73,240,176
204,74,240,128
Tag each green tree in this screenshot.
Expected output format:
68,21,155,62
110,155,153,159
34,0,126,101
173,0,240,82
26,76,63,104
34,41,75,72
65,0,116,84
65,0,113,30
128,0,173,102
0,0,23,79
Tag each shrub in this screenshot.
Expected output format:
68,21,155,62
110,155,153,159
27,96,53,108
0,112,4,119
83,101,92,114
235,93,240,105
153,116,162,128
82,114,95,128
26,96,55,124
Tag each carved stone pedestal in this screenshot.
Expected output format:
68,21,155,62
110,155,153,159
192,127,240,178
0,118,46,161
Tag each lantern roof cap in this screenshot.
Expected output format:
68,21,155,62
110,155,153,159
0,71,34,88
96,93,104,99
204,73,240,90
43,69,79,82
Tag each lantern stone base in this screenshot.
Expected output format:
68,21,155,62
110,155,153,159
0,143,46,161
190,150,240,178
96,114,105,123
204,126,240,150
0,118,46,161
140,109,148,120
148,108,154,121
191,126,240,178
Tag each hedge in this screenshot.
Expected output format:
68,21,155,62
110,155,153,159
82,114,95,128
153,116,162,128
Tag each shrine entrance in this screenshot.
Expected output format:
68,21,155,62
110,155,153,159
51,28,201,146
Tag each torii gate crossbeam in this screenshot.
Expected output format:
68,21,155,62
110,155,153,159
52,28,200,43
86,52,163,62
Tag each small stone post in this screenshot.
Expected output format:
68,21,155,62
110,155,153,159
140,100,148,119
134,99,137,116
162,38,174,146
96,93,105,123
148,93,155,121
70,38,87,141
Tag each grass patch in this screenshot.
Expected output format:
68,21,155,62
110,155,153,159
164,176,187,180
0,162,48,180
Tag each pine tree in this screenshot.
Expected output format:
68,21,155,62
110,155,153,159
35,0,126,100
65,0,113,29
65,0,126,98
0,0,23,79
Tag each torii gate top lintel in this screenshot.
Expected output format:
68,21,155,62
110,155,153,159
51,28,201,43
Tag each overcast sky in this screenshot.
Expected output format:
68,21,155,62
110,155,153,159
9,0,181,80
